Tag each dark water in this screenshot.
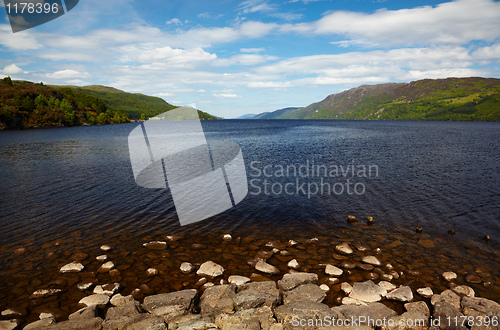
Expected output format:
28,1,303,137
0,120,498,246
0,120,499,322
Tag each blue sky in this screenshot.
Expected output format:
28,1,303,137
1,0,499,118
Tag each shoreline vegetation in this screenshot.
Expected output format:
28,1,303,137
0,216,498,329
0,77,217,130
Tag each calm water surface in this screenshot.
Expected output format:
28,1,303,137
0,120,498,246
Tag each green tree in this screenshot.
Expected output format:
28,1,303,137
97,112,108,124
1,76,13,86
140,113,146,121
60,98,75,125
34,94,48,107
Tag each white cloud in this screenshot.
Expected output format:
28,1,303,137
166,18,182,25
0,24,42,50
213,93,241,98
2,64,24,75
240,47,265,53
44,69,90,80
135,47,217,68
155,92,176,97
280,0,500,47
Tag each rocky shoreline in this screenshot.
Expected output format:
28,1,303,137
3,272,499,329
1,223,499,330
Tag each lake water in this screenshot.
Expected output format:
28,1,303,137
0,120,499,321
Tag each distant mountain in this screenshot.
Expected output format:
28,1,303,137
252,107,302,119
249,77,500,121
236,114,259,119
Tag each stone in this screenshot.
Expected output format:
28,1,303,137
433,302,467,329
45,317,103,329
342,297,367,306
349,280,387,303
223,234,232,241
277,272,318,291
215,306,276,330
78,294,110,308
39,312,56,320
1,307,27,317
405,301,431,317
199,284,237,315
233,289,279,310
341,282,353,295
68,305,98,320
319,284,330,293
466,274,482,284
362,256,382,266
100,245,111,251
255,260,280,275
60,261,84,273
287,240,298,246
23,318,56,329
110,293,134,306
146,268,159,276
380,274,393,281
179,262,194,274
335,242,353,255
228,275,250,286
283,284,327,304
325,277,340,286
30,289,61,299
431,290,461,310
77,283,94,291
340,261,356,269
102,314,149,330
452,285,475,298
106,300,142,319
275,300,343,329
332,302,397,327
93,283,120,296
126,316,166,330
417,287,433,298
385,285,413,302
197,261,224,277
417,239,435,248
151,305,188,323
168,314,218,330
96,255,107,261
98,261,115,272
461,296,500,317
241,281,281,304
442,271,457,281
143,241,167,250
382,310,429,330
378,281,397,292
287,259,300,270
142,289,199,313
325,264,343,276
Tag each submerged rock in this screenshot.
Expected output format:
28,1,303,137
197,261,224,277
142,241,167,250
362,256,382,266
335,242,353,255
277,272,318,291
442,271,457,281
417,287,433,298
255,260,280,275
325,264,343,276
60,261,84,273
287,259,300,270
180,262,194,274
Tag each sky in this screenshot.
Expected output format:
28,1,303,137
1,0,499,118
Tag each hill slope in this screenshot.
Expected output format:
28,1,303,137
260,77,500,121
54,85,216,120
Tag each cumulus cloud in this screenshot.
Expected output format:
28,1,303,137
44,69,90,80
280,0,500,47
2,64,24,75
213,93,241,98
166,18,182,25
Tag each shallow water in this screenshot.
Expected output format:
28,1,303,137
0,120,499,324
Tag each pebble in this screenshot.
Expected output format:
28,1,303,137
146,268,159,276
347,215,356,223
143,241,167,250
180,262,194,274
325,264,343,277
228,275,250,286
465,274,482,284
100,245,111,251
77,283,94,291
223,234,232,241
96,255,108,262
30,289,62,299
417,287,434,298
255,260,280,275
78,294,110,308
335,243,353,255
93,283,120,296
197,261,225,277
320,284,330,293
60,261,85,273
362,256,382,266
378,281,397,292
341,282,353,295
287,259,300,270
98,261,115,272
442,271,457,281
